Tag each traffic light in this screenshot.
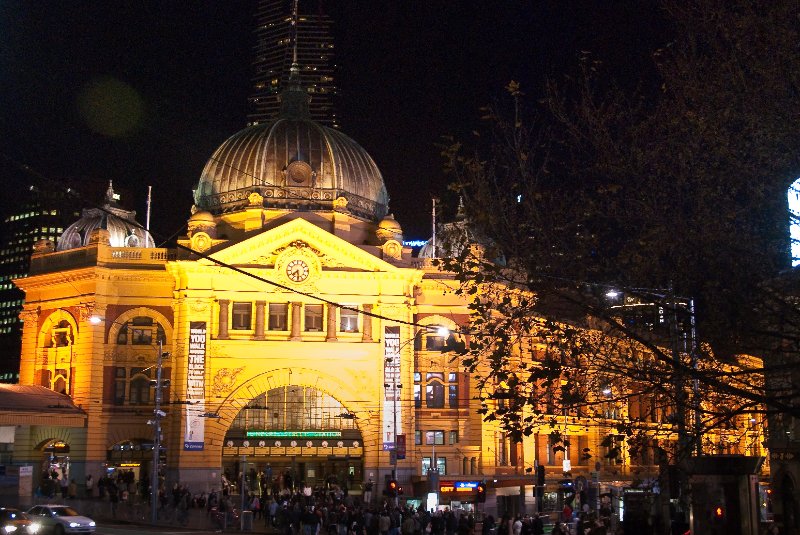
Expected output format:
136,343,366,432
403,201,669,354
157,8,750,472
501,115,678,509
536,465,546,486
476,482,487,503
712,504,725,522
387,479,399,497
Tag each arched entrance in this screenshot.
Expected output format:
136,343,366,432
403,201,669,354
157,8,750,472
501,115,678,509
221,385,363,497
36,439,71,497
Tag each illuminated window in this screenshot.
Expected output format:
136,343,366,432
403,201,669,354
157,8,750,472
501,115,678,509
339,308,359,332
425,430,445,445
268,303,288,331
304,304,323,331
789,178,800,266
232,302,252,330
422,457,447,475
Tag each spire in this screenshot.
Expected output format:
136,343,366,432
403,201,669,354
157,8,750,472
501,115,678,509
104,181,121,207
278,0,311,118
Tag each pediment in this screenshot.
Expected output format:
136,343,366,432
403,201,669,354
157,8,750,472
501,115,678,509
201,218,400,274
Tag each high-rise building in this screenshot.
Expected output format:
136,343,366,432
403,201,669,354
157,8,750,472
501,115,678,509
0,184,81,381
248,0,338,127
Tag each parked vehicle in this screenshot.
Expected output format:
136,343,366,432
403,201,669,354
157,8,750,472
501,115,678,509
0,507,39,534
26,505,95,534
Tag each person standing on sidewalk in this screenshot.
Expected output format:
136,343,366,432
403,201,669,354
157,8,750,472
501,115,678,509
85,474,94,498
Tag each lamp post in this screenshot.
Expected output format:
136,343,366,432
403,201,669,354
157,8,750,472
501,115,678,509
149,341,169,524
90,314,169,525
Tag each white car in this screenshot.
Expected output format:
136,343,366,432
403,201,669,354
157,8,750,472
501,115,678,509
26,506,95,535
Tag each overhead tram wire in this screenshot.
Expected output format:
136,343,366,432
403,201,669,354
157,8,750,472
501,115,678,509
0,152,479,341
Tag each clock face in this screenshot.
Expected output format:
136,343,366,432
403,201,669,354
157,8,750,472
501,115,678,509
286,259,310,282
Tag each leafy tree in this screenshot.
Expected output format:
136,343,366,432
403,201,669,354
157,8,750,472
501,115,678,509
438,0,800,467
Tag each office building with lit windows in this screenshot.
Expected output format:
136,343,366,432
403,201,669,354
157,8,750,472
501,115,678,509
0,186,80,381
248,0,337,127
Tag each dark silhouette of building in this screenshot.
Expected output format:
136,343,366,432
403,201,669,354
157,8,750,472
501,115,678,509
248,0,337,127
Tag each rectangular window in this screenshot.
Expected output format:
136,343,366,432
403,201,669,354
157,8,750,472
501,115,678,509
436,457,446,475
232,302,252,330
415,430,422,445
131,327,152,345
113,367,126,405
305,304,323,332
414,384,422,408
424,457,447,475
268,303,288,331
339,307,359,332
449,385,459,408
449,430,459,445
425,430,445,445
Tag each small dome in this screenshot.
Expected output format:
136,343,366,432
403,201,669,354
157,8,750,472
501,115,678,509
189,210,215,224
57,182,154,251
187,210,217,239
377,213,403,243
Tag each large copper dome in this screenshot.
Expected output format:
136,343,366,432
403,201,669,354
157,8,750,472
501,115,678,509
193,74,389,222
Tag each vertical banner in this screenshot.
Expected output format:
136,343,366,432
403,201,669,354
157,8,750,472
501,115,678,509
184,321,206,451
396,434,406,460
382,326,401,451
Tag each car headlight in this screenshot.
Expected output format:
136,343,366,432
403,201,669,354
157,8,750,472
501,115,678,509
28,524,40,534
68,522,80,528
88,521,96,527
3,525,17,533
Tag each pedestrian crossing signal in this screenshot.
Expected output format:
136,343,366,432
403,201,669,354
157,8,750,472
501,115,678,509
387,479,399,497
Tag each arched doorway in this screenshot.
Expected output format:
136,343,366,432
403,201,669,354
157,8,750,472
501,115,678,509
221,385,363,497
36,439,71,497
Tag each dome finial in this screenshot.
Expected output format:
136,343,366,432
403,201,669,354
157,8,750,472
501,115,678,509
278,0,311,118
105,181,121,207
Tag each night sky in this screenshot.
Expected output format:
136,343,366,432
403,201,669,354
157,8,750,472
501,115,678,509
0,1,667,241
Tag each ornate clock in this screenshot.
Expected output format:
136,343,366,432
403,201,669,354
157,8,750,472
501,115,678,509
286,258,310,282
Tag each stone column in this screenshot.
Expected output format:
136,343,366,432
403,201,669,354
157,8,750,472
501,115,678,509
290,302,302,341
361,303,374,342
254,301,266,340
326,304,338,342
217,299,230,339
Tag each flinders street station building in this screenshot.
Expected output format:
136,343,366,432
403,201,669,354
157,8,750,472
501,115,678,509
8,68,767,520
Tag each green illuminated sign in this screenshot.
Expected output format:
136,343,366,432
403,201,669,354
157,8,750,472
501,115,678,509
245,431,343,439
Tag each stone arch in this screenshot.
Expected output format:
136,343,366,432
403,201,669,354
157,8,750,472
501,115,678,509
37,309,79,349
206,367,379,449
107,426,154,450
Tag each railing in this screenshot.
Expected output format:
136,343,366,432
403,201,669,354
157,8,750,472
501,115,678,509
30,246,175,274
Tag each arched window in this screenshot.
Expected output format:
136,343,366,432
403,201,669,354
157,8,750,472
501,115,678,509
129,368,151,405
789,178,800,266
426,372,445,408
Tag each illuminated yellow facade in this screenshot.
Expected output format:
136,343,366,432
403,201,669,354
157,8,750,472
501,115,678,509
12,73,767,516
